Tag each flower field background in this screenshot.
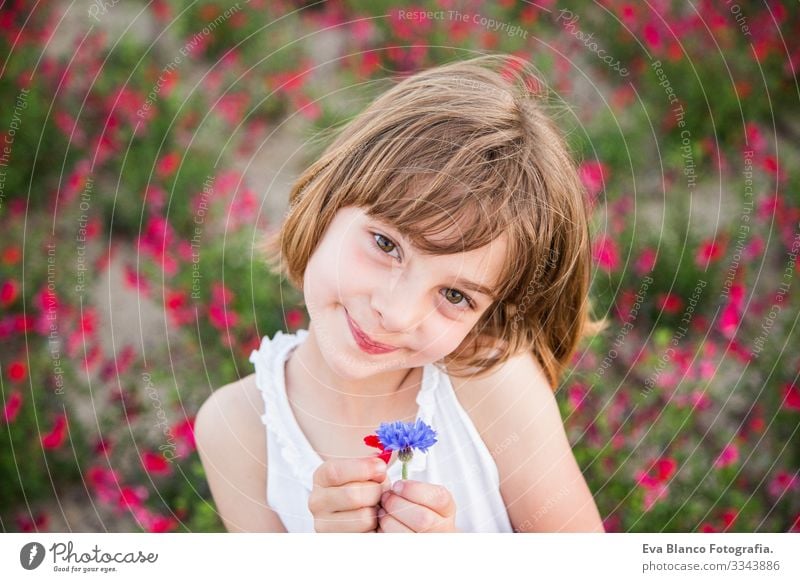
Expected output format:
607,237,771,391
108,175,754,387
1,0,798,533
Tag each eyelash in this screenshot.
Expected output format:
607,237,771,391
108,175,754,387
370,232,477,311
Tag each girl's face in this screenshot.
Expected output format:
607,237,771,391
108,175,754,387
302,205,508,377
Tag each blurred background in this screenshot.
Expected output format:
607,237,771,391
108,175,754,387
1,0,798,533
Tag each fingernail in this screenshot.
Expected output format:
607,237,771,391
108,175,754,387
392,481,404,494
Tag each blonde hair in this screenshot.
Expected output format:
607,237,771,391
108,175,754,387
258,54,608,390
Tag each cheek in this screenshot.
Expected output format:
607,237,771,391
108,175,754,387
417,321,476,361
305,237,372,300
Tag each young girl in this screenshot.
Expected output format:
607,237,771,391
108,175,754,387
196,54,608,533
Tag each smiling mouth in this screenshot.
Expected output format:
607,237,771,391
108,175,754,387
345,310,399,353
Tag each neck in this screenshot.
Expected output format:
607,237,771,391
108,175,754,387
287,322,421,424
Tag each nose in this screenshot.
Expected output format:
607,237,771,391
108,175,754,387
369,270,426,335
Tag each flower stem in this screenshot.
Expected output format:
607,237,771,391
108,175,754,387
402,461,408,480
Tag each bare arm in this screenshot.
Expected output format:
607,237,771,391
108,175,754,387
195,374,288,532
455,352,605,533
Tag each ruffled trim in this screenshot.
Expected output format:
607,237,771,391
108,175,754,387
249,328,442,486
249,329,319,491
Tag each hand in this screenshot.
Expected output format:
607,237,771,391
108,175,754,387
308,457,392,533
377,480,458,532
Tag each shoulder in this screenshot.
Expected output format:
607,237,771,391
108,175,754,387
195,373,287,532
447,352,605,532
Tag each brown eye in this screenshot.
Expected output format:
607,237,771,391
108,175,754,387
374,234,396,253
444,289,462,304
444,288,472,308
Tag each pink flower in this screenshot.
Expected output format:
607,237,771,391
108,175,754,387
592,234,620,272
146,512,179,533
718,302,740,337
720,508,738,530
579,160,608,207
782,383,800,412
768,470,799,498
2,245,21,265
642,482,669,512
2,390,23,423
285,308,304,329
636,457,678,493
696,237,726,267
117,485,148,512
643,23,662,51
211,283,235,305
87,465,122,504
567,383,588,412
714,443,739,469
635,247,657,275
42,413,68,449
1,279,19,306
7,360,26,382
156,152,180,178
656,293,683,314
15,511,49,533
171,416,197,458
209,303,239,331
142,451,172,476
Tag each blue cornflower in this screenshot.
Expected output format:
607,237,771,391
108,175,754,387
375,419,438,479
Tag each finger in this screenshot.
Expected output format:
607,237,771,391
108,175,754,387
378,507,414,533
391,480,455,517
313,506,377,533
313,480,384,513
381,491,445,532
313,457,387,488
380,475,393,493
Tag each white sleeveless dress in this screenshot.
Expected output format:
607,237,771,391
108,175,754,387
248,329,514,532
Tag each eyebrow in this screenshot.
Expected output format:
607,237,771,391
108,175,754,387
371,218,496,299
453,279,495,299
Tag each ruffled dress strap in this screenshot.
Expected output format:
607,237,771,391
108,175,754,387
390,361,439,477
248,329,319,491
249,328,443,485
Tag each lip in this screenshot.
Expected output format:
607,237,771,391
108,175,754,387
345,310,399,355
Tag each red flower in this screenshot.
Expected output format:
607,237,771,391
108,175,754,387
2,390,23,423
156,152,180,178
285,308,304,330
714,443,739,469
117,486,147,511
15,511,49,532
635,247,657,275
171,416,197,458
211,282,235,305
1,279,19,306
579,160,609,208
721,508,738,529
147,513,178,533
209,303,239,330
142,451,171,476
42,413,68,449
696,237,726,267
2,245,21,265
363,434,392,464
783,383,800,412
657,293,683,314
592,234,620,273
8,360,27,382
